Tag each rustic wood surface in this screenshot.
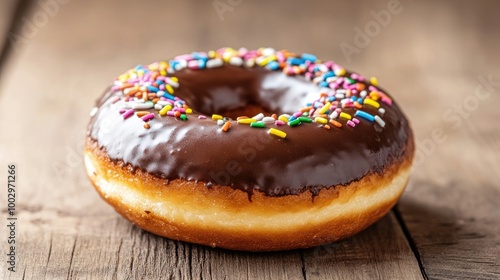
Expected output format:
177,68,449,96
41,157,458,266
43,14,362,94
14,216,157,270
0,0,499,279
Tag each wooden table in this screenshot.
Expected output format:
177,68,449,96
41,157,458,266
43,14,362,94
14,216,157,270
1,0,499,279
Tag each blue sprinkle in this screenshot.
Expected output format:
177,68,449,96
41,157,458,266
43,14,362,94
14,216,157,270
288,115,297,121
323,71,336,79
199,59,207,69
163,93,176,100
301,53,317,62
351,96,357,102
266,61,280,70
156,80,165,85
306,102,312,106
319,81,329,88
287,57,305,65
192,52,208,59
357,97,363,103
147,85,159,92
355,110,375,122
328,96,336,102
314,101,323,108
134,65,143,71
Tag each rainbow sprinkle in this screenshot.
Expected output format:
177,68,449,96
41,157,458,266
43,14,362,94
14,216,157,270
108,47,392,139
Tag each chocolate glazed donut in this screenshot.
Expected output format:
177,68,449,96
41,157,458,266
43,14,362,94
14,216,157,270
85,48,414,251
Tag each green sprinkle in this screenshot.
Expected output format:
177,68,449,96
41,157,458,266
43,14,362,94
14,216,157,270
250,121,265,128
288,119,301,126
346,78,355,84
180,114,187,121
298,117,312,123
302,112,309,116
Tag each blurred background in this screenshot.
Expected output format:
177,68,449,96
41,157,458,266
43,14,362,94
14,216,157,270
0,0,499,279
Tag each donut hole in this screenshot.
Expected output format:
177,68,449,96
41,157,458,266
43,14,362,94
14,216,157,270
174,66,321,118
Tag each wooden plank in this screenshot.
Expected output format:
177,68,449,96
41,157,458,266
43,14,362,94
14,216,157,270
392,1,500,279
303,213,423,280
0,0,460,279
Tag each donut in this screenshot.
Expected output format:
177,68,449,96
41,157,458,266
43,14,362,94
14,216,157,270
85,47,414,251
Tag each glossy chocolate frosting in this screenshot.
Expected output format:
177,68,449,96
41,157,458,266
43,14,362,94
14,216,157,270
88,65,413,196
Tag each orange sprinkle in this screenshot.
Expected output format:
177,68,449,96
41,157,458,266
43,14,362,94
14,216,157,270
134,92,142,98
136,111,149,117
346,89,352,97
369,91,380,100
120,83,134,90
222,121,231,132
300,106,312,112
142,92,148,101
148,93,156,98
126,88,140,96
151,72,159,80
144,123,150,129
355,83,366,91
152,98,160,104
236,116,249,120
329,119,342,128
271,114,277,120
354,102,363,109
174,111,181,117
320,92,328,98
324,124,331,130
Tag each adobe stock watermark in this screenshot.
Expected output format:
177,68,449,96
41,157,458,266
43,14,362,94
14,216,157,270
213,0,244,21
412,74,499,169
8,0,70,53
339,0,405,63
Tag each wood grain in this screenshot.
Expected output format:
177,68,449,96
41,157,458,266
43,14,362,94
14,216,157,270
1,0,499,279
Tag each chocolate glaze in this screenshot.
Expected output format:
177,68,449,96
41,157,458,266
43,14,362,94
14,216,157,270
88,65,413,196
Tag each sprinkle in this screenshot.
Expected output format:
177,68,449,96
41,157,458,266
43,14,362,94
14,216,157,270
347,120,356,127
354,110,375,122
334,68,346,76
252,113,264,121
217,119,224,126
144,123,150,129
229,57,243,66
378,108,385,115
324,124,331,130
141,113,155,121
339,112,352,120
329,119,342,128
298,117,313,123
370,77,379,86
212,114,223,120
237,118,257,124
318,102,331,114
159,104,172,116
250,121,266,128
198,115,207,119
122,109,134,119
89,107,98,117
363,98,380,108
288,119,301,127
329,111,339,119
352,118,360,124
262,117,275,124
314,117,328,124
275,120,286,126
130,102,154,110
136,111,150,117
222,121,231,132
180,114,188,121
278,115,289,123
206,58,224,68
374,115,386,127
268,128,287,138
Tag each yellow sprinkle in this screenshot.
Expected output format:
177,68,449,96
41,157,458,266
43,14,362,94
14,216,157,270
339,112,352,120
165,84,174,94
370,77,379,86
268,128,287,139
208,50,216,58
170,77,179,83
212,114,223,120
335,68,346,76
160,70,167,76
185,108,192,114
363,98,380,108
314,117,328,124
237,118,257,124
318,102,331,114
369,91,380,100
159,105,172,116
258,54,276,66
278,115,289,123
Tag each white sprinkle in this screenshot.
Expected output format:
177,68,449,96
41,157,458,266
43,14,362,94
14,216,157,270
374,115,386,127
378,108,386,115
329,111,338,119
360,90,368,98
89,107,98,117
130,102,154,110
262,117,275,124
245,58,255,68
206,58,224,68
229,57,243,66
217,119,224,126
256,56,266,65
318,64,328,72
154,104,163,110
166,79,179,88
335,93,345,99
156,90,165,97
252,113,264,121
313,77,323,84
325,77,338,83
336,89,346,94
261,48,276,56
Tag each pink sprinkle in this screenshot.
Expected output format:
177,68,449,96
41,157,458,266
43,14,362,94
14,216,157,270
275,120,285,126
357,75,366,82
119,108,126,114
173,107,186,113
122,109,134,119
166,111,176,117
141,113,155,121
276,51,285,63
156,76,166,81
352,118,360,124
111,96,120,104
369,85,377,91
308,108,315,117
112,85,120,91
188,60,200,69
159,84,165,90
323,61,334,68
350,73,359,80
305,72,313,81
293,112,302,118
381,97,393,106
347,120,356,127
198,115,207,119
175,54,193,61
